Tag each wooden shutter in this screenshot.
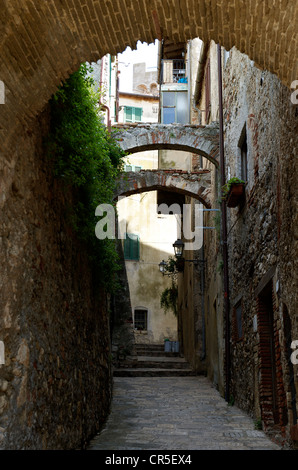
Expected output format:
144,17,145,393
125,106,133,122
124,233,140,260
134,107,142,122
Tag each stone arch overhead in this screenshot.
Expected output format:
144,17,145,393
113,122,220,167
114,169,212,208
1,1,297,151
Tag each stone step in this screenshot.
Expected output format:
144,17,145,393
135,343,180,356
136,350,180,357
128,356,190,369
114,343,194,377
113,368,196,377
135,344,165,352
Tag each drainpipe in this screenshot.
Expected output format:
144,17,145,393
100,58,111,132
217,44,230,402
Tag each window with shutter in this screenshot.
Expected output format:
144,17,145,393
124,106,142,123
124,233,140,260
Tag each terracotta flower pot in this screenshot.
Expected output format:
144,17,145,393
226,183,245,207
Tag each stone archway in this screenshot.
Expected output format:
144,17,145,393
113,122,220,168
115,168,212,207
0,0,297,450
1,1,297,152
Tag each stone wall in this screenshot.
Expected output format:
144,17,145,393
223,48,298,445
0,108,112,449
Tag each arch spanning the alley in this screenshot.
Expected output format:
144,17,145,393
1,0,297,151
113,122,220,168
115,169,212,208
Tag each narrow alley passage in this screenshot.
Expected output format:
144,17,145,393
87,376,281,451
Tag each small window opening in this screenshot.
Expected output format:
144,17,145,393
134,309,148,331
239,126,248,182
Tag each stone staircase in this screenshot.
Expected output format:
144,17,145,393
113,343,196,377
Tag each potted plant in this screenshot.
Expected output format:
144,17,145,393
222,177,245,207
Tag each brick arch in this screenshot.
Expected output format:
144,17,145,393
113,122,220,167
114,169,212,208
1,0,297,151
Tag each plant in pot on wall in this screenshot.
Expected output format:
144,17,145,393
222,177,245,208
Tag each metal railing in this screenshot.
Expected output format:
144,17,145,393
161,59,187,84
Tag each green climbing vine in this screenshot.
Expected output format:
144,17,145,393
160,280,178,317
46,63,125,292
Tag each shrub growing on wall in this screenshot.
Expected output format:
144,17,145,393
46,63,125,292
160,281,178,317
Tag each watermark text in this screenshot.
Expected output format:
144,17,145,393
0,341,4,365
0,81,5,104
95,200,205,250
291,80,298,105
291,340,298,365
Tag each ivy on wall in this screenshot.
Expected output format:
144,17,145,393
46,63,125,292
160,281,178,317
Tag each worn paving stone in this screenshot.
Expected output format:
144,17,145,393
87,376,281,451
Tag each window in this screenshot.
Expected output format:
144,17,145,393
134,309,148,331
205,59,211,122
124,106,143,123
161,91,188,124
124,233,140,260
239,125,248,182
124,164,142,172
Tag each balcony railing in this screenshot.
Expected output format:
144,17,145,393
161,59,187,84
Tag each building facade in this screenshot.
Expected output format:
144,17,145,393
116,52,179,345
192,41,298,446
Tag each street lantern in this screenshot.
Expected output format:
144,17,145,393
159,260,167,274
173,239,184,258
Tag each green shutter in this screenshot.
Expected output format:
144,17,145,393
124,106,142,123
124,233,139,260
125,106,133,122
124,236,130,259
131,234,139,260
134,107,142,122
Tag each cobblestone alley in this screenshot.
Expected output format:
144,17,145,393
88,376,281,451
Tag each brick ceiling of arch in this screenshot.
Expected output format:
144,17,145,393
1,0,297,150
